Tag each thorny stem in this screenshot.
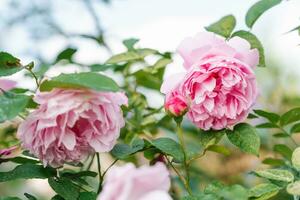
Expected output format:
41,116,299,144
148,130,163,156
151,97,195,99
102,159,118,178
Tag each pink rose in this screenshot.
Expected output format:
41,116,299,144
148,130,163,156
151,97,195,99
165,90,188,117
98,162,172,200
0,79,16,92
161,32,258,130
17,88,128,167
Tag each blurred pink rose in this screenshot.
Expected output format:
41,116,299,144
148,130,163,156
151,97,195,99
17,89,127,167
161,32,258,130
98,162,172,200
0,79,16,92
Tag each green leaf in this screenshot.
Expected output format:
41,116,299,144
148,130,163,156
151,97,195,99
280,107,300,126
272,133,289,138
248,113,258,119
290,122,300,134
273,144,292,160
231,31,265,67
111,138,144,159
287,181,300,195
153,58,172,71
262,158,285,166
0,52,23,76
0,197,21,200
106,48,157,64
291,147,300,170
151,138,184,162
249,183,280,199
55,47,77,63
0,157,39,165
254,169,294,182
204,181,224,194
198,129,225,149
227,123,260,156
51,195,64,200
253,109,280,123
0,92,30,122
219,185,248,200
123,38,139,50
206,145,231,156
181,194,218,200
39,72,119,92
245,0,282,28
133,68,164,90
48,177,80,200
0,164,55,182
61,170,97,179
24,193,37,200
205,15,236,38
256,122,278,129
78,192,97,200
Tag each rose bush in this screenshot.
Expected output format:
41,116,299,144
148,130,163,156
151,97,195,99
0,1,300,200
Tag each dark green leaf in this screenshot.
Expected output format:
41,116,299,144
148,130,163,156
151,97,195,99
48,177,80,200
231,31,265,67
0,157,39,165
0,52,23,76
246,0,282,28
248,113,258,119
151,138,184,162
0,164,55,182
205,15,236,38
78,192,97,200
39,72,119,92
198,129,225,149
280,107,300,126
290,122,300,134
55,47,77,63
123,38,139,50
0,92,30,122
273,144,292,160
253,109,280,123
227,123,260,156
272,133,289,138
111,138,144,159
262,158,285,166
256,122,278,128
51,195,64,200
24,193,37,200
61,170,97,178
206,145,231,156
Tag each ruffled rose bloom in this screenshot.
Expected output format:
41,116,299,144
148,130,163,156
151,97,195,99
98,162,172,200
161,32,258,130
17,89,127,167
0,79,16,92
